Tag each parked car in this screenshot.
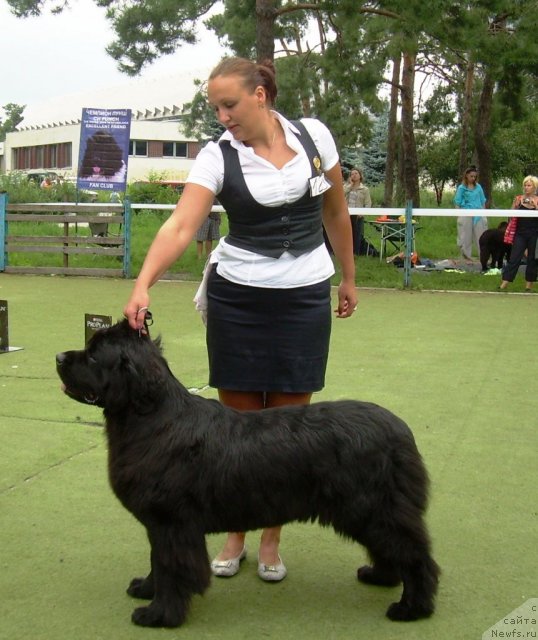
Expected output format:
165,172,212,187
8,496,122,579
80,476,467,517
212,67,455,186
26,170,61,184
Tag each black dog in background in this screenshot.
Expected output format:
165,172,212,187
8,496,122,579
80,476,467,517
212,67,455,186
56,320,440,629
479,221,511,271
79,130,124,179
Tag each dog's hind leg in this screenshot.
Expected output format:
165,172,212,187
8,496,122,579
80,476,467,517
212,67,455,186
356,532,439,620
356,514,440,621
385,551,440,621
130,526,211,628
348,450,440,621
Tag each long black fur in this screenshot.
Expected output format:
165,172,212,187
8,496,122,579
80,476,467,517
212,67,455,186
56,320,440,628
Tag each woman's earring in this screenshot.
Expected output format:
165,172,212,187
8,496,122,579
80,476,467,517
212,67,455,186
258,102,264,109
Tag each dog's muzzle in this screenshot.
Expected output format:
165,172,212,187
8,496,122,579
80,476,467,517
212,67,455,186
55,352,99,405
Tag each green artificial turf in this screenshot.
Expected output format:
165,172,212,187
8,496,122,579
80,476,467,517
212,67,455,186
1,274,536,640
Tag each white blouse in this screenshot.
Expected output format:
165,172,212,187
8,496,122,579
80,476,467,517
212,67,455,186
187,113,339,288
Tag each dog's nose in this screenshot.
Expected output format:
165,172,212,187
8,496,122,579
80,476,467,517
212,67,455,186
56,352,66,366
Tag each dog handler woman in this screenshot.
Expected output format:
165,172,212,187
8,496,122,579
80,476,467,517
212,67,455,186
124,57,357,582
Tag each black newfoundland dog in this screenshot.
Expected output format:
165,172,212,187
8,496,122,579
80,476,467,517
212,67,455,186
56,320,439,629
479,221,511,272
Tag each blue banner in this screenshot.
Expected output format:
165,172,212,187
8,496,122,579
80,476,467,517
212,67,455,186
77,108,131,192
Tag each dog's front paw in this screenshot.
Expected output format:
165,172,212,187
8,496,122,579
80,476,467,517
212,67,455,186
386,600,433,621
131,603,184,628
127,576,154,599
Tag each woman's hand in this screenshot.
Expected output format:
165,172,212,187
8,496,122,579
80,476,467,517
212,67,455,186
334,280,358,318
124,288,151,331
321,162,357,320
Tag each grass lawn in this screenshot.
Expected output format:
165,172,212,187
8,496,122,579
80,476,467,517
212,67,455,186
0,274,536,640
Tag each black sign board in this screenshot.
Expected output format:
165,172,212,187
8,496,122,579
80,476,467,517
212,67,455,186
0,300,23,353
0,300,8,351
85,314,112,346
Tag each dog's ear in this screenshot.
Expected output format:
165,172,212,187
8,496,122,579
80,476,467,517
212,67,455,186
103,332,167,415
102,366,131,413
128,348,167,414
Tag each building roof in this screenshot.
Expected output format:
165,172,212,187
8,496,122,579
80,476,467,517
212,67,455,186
18,67,212,130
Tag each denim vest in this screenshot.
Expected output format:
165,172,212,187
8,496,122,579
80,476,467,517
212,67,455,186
218,120,325,258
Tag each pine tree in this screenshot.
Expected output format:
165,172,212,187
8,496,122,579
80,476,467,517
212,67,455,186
361,109,389,186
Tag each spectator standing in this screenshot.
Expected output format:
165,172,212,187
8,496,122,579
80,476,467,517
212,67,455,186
454,166,487,260
195,210,222,259
344,168,371,255
499,175,538,291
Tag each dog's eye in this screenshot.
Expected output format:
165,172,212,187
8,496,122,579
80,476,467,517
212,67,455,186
88,355,97,365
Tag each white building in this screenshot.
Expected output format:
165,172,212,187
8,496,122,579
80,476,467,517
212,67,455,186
1,69,211,183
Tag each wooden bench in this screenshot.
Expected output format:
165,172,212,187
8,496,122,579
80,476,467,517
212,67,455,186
0,198,131,278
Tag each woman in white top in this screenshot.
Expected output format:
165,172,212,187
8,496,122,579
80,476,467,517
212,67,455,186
124,57,357,583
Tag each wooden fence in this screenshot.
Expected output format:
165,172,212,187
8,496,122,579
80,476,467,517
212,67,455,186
0,194,131,278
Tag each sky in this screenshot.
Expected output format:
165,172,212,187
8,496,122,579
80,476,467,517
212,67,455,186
0,0,226,114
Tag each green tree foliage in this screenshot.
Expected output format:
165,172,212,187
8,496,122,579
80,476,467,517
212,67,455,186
6,0,538,197
181,79,225,142
361,109,389,187
101,0,219,75
417,132,459,205
491,105,538,180
415,83,461,201
0,103,25,141
184,2,384,150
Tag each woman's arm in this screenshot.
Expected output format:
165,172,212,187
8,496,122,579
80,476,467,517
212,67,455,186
478,184,487,207
364,186,372,208
454,184,464,208
124,183,216,328
322,162,358,318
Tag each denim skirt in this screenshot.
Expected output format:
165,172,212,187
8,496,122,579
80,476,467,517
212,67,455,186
206,265,332,392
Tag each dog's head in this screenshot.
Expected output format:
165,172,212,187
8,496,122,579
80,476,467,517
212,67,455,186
79,130,123,178
56,319,168,415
